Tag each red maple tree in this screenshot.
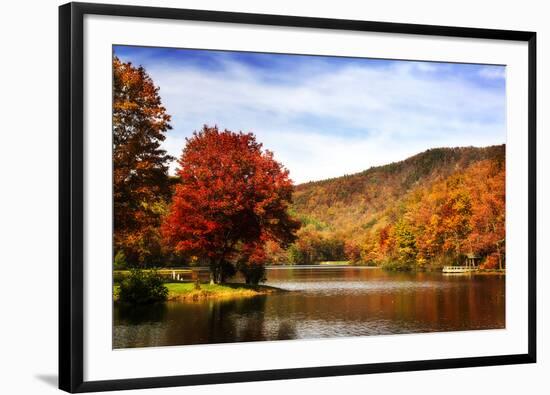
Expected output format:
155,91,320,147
162,126,300,283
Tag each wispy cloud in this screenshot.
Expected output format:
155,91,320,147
115,47,506,184
478,66,506,80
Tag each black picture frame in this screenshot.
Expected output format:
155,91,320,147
59,2,537,393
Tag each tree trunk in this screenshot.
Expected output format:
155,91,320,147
496,241,502,270
210,260,220,284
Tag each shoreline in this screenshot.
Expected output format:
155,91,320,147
113,267,505,303
114,282,286,303
166,282,285,302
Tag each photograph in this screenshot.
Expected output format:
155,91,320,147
111,45,507,349
1,0,545,393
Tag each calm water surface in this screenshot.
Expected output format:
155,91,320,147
113,266,505,348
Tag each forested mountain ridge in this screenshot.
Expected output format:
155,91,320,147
281,145,505,269
293,145,504,227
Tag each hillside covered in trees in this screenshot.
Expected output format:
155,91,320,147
273,145,505,270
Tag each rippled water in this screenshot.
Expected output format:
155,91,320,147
113,266,505,348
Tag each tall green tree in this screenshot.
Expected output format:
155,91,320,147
113,56,173,266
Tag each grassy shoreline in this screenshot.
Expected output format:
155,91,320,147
114,282,285,303
166,282,284,301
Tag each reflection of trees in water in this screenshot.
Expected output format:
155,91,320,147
276,321,297,340
203,296,297,342
114,304,170,349
386,274,505,331
210,296,268,342
115,303,168,325
116,296,274,346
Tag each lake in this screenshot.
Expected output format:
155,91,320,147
113,266,505,348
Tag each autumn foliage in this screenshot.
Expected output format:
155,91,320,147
113,57,173,267
162,126,300,283
289,146,505,270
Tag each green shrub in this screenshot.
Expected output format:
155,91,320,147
114,250,127,270
118,269,168,304
113,270,127,284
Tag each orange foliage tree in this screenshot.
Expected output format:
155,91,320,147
379,159,505,269
162,126,300,283
113,57,173,266
465,161,505,269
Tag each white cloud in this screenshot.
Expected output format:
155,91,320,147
478,66,506,80
137,57,505,183
414,62,439,72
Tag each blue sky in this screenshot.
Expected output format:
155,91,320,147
114,45,506,184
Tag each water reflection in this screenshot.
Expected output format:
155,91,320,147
114,267,505,348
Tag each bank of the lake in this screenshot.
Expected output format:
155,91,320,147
166,282,285,301
114,282,284,303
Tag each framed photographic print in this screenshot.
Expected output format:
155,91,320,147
59,2,537,392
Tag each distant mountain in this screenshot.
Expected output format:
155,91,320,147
284,145,505,268
293,145,505,229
